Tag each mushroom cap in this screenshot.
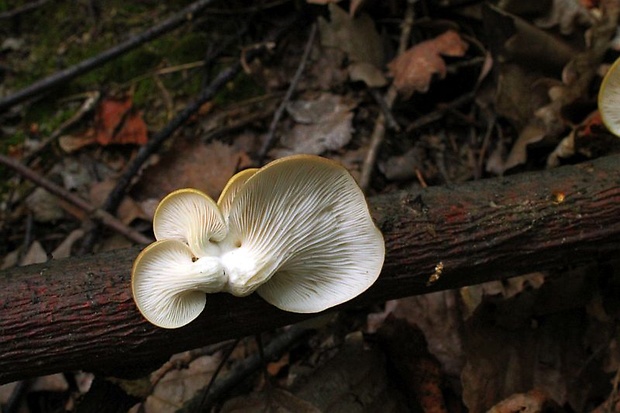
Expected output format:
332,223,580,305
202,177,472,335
599,57,620,137
153,188,226,257
132,239,226,329
218,168,258,220
222,155,385,312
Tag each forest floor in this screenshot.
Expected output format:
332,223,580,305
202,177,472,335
1,0,620,412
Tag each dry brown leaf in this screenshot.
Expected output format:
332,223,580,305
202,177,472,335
378,147,424,181
293,332,407,412
462,268,610,412
95,96,148,146
349,0,365,16
0,382,18,405
503,121,547,171
221,389,321,413
306,0,365,18
90,179,148,225
318,1,384,87
376,318,449,413
534,0,593,35
141,354,222,413
133,139,252,201
273,93,356,157
0,249,19,270
348,62,387,87
59,133,97,153
367,292,464,378
547,111,620,166
487,389,553,413
25,187,65,222
31,374,70,392
96,233,135,252
59,96,148,152
388,30,468,98
319,3,383,67
51,229,85,259
460,274,546,319
484,5,576,74
21,241,48,266
498,1,618,171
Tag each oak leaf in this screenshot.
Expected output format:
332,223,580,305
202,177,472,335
95,96,148,146
388,30,468,98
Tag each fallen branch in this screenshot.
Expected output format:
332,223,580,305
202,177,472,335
0,155,619,384
0,153,152,244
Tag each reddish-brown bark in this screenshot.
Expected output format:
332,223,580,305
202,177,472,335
0,156,619,384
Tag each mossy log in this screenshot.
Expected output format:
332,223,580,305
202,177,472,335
1,156,619,384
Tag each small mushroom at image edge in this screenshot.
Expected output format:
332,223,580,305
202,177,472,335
131,154,385,329
599,56,620,137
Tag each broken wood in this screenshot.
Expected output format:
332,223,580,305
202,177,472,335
0,155,619,384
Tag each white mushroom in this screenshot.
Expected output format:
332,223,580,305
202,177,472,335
599,57,620,137
220,155,385,312
131,155,385,328
132,240,226,328
217,168,258,220
153,188,227,257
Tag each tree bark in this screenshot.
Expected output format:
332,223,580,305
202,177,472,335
1,156,619,384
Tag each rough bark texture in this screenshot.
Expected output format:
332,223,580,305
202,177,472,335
1,156,619,384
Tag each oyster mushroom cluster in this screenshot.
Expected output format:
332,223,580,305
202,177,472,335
132,155,385,329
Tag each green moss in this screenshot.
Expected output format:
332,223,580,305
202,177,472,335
166,32,209,64
5,0,259,138
103,48,162,85
0,130,26,153
214,72,264,106
132,78,157,107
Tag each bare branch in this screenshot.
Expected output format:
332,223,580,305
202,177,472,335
0,155,619,384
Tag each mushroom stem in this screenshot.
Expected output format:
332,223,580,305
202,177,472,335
220,244,272,297
182,256,227,293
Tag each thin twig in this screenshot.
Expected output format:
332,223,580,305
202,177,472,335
257,23,317,163
119,61,206,89
476,112,496,179
17,213,34,266
0,0,50,19
197,338,241,410
23,92,100,165
0,0,219,112
176,326,314,413
368,88,401,132
359,0,416,191
203,109,275,142
203,0,291,15
0,154,152,244
148,339,238,392
152,75,174,120
405,91,475,132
